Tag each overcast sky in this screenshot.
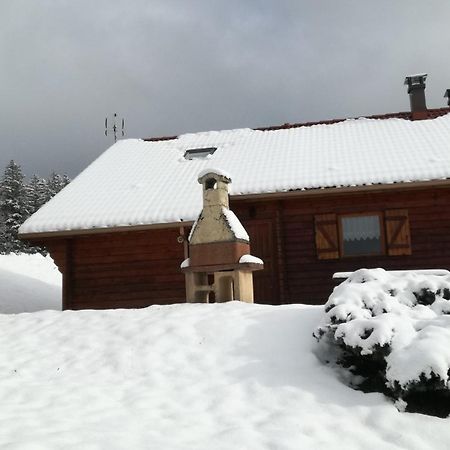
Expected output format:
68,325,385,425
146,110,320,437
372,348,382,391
1,0,449,178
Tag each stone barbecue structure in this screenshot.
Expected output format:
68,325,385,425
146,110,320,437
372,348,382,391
181,170,263,303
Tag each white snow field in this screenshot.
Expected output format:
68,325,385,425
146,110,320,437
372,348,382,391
1,300,450,449
0,253,61,313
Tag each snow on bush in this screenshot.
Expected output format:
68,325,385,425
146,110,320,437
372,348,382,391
314,268,450,417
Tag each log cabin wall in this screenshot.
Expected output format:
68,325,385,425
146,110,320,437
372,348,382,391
38,185,450,309
234,186,450,305
45,228,186,310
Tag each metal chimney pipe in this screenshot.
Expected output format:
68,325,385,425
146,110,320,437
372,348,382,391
404,74,428,119
445,89,450,107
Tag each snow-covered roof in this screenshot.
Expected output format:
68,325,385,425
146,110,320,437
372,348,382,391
20,112,450,235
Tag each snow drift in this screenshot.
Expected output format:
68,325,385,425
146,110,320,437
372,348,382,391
1,301,449,449
0,253,61,313
1,257,450,448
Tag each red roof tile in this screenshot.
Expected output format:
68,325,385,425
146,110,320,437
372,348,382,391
143,107,450,142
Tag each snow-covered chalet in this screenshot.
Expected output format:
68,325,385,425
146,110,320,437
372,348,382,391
19,74,450,309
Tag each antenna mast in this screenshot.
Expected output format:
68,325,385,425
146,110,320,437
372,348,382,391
105,113,125,143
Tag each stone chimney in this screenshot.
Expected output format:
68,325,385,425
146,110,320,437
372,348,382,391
445,89,450,107
181,169,263,303
404,74,428,120
189,170,249,264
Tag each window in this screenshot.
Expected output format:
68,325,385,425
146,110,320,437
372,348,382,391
184,147,217,160
340,214,382,256
314,210,411,260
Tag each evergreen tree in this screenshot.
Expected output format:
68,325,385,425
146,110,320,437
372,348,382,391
0,161,71,255
61,173,71,188
22,174,50,254
26,174,48,215
0,160,29,253
45,172,66,202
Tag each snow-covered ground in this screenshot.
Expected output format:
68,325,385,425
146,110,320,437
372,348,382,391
0,253,61,313
0,255,449,449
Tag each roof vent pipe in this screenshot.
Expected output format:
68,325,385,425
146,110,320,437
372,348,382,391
404,74,428,120
445,89,450,107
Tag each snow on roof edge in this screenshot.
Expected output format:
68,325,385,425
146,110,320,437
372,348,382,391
19,113,450,236
19,178,450,238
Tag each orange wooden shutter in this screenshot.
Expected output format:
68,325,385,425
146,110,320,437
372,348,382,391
315,214,339,259
385,209,412,256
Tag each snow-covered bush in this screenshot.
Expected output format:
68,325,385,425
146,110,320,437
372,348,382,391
314,269,450,417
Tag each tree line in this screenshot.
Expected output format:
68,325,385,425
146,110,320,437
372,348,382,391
0,160,70,254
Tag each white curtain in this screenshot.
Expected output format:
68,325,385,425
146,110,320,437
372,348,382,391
342,215,380,241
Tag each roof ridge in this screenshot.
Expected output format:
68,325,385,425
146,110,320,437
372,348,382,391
143,107,450,142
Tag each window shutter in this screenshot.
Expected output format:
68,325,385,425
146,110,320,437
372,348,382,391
385,209,412,256
315,214,339,259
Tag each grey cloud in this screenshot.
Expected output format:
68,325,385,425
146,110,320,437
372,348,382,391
1,0,449,177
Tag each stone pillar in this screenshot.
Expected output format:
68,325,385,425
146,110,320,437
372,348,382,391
213,272,234,302
233,270,254,303
185,272,210,303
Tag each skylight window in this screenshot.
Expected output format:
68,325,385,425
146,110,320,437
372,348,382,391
184,147,217,160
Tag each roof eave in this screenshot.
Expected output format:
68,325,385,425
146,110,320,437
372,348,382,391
19,220,194,241
234,178,450,201
19,178,450,240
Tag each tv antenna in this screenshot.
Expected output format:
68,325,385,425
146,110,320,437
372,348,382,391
105,113,125,142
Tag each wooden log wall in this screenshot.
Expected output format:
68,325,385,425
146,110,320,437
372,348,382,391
46,228,186,310
235,186,450,305
36,185,450,309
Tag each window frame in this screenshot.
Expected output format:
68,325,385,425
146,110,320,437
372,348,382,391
337,211,386,258
184,147,217,160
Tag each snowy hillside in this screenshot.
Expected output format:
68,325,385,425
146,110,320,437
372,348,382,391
0,254,61,313
1,300,449,449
